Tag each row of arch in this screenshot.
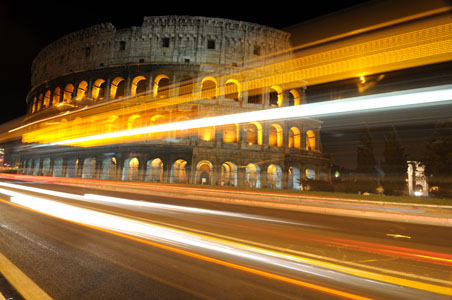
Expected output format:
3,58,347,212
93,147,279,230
29,73,304,113
21,156,320,190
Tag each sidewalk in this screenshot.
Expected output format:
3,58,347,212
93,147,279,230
2,173,452,227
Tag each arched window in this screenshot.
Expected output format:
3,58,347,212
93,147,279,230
154,75,170,98
43,90,51,108
36,94,43,111
52,87,61,106
268,124,283,147
288,127,301,149
269,86,282,107
199,125,215,142
224,79,240,101
123,157,139,181
246,163,260,188
171,159,188,183
267,164,282,189
196,160,213,184
247,122,262,145
223,124,238,143
201,77,217,99
146,158,163,182
128,114,142,129
63,84,74,103
92,79,105,101
111,77,126,99
105,115,120,133
178,77,193,99
306,130,316,151
131,76,147,96
76,81,88,101
221,162,237,186
101,157,117,180
289,89,301,106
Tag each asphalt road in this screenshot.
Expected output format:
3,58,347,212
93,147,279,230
0,179,451,300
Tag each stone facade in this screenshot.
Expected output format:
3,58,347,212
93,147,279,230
20,16,330,189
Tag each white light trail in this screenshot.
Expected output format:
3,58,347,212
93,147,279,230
49,84,452,146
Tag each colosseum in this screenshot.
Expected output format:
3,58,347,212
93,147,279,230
18,15,331,189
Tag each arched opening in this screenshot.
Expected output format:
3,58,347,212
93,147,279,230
195,160,213,185
246,163,260,188
92,79,106,101
42,158,51,176
146,158,163,182
267,164,282,189
154,75,170,98
31,97,38,113
305,168,316,179
63,84,74,103
128,114,142,129
268,124,283,147
131,76,147,96
289,89,301,106
198,125,215,142
82,157,96,179
111,77,126,99
224,79,240,102
269,86,282,107
247,88,263,104
105,115,120,133
288,127,301,149
43,90,51,108
76,81,88,101
247,122,262,145
201,77,217,99
288,166,301,190
52,87,61,106
66,158,79,178
32,158,40,176
178,77,193,99
170,159,187,184
102,157,117,180
221,162,237,186
306,130,316,151
223,123,239,143
52,158,63,177
122,157,139,181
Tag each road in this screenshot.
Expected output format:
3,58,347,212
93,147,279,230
0,178,451,300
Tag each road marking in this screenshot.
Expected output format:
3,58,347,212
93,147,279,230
386,234,412,239
0,252,52,300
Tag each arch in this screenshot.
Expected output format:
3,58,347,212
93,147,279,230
43,90,51,108
36,94,43,111
42,158,51,176
195,160,213,185
221,161,237,186
111,77,126,99
101,157,117,180
105,115,120,133
52,87,61,106
52,158,64,177
201,77,217,99
269,86,283,107
288,127,301,149
224,79,240,101
31,97,38,113
76,81,88,101
246,163,261,188
268,123,283,147
63,84,74,103
223,123,239,143
170,159,188,184
247,121,262,145
131,76,147,96
122,157,139,181
128,114,142,129
66,158,79,178
154,74,170,98
82,157,96,179
288,166,301,190
306,130,316,151
305,167,316,179
267,164,282,189
92,79,106,101
32,158,41,176
198,125,215,142
289,89,301,106
146,158,163,182
178,77,193,99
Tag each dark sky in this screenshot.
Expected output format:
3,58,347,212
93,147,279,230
0,0,368,124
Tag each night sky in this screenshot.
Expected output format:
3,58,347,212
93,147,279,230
0,0,368,124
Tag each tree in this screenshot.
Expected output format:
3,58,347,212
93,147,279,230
382,126,407,195
355,124,378,192
423,119,452,197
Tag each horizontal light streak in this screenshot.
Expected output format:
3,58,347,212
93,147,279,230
49,84,452,146
1,183,451,297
